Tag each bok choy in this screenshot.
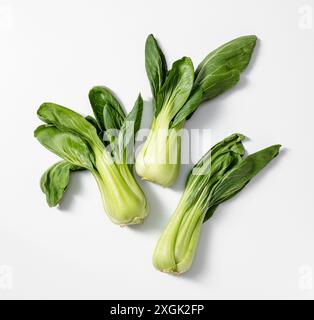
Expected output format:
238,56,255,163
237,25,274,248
136,35,257,186
35,86,148,226
153,134,281,274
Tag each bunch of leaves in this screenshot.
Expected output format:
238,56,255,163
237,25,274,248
145,34,257,128
37,86,143,207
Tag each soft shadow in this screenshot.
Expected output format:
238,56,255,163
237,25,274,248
128,180,168,232
182,217,216,281
171,164,192,192
186,77,248,131
58,170,86,211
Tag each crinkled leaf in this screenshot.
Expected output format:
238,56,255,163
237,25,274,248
189,133,245,179
34,125,95,171
89,86,125,131
40,161,83,207
194,35,257,102
203,144,281,222
145,34,167,100
155,57,194,119
184,134,245,210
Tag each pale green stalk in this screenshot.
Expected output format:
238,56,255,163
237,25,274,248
153,134,281,274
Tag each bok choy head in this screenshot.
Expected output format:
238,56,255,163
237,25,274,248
35,87,148,226
153,134,281,274
136,35,257,187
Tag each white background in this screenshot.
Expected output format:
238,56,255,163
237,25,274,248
0,0,313,300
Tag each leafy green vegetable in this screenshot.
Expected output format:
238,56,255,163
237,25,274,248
194,35,257,102
40,114,101,207
153,134,281,274
85,115,102,135
37,103,102,150
117,94,143,166
35,125,96,170
36,92,148,226
145,34,168,101
170,87,203,128
136,35,257,187
40,161,82,207
88,86,125,131
204,144,280,221
155,57,194,118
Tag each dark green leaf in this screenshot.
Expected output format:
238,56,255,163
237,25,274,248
89,86,125,131
184,134,245,210
37,103,101,148
155,57,194,118
101,105,124,147
189,133,245,179
124,93,143,136
40,161,82,207
85,115,102,134
103,104,124,131
203,204,219,221
170,87,203,128
117,94,143,165
203,144,281,222
145,34,167,100
196,69,240,102
194,35,257,102
34,125,95,171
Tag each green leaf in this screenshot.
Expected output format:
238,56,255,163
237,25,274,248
203,144,281,222
118,94,143,165
102,105,124,131
184,133,245,209
89,86,125,131
194,35,257,102
34,125,95,171
196,69,240,102
100,93,141,153
40,161,82,207
85,115,102,134
170,87,203,128
156,57,194,118
184,133,245,217
145,34,167,100
101,104,124,147
37,103,101,148
189,133,245,178
124,93,143,136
